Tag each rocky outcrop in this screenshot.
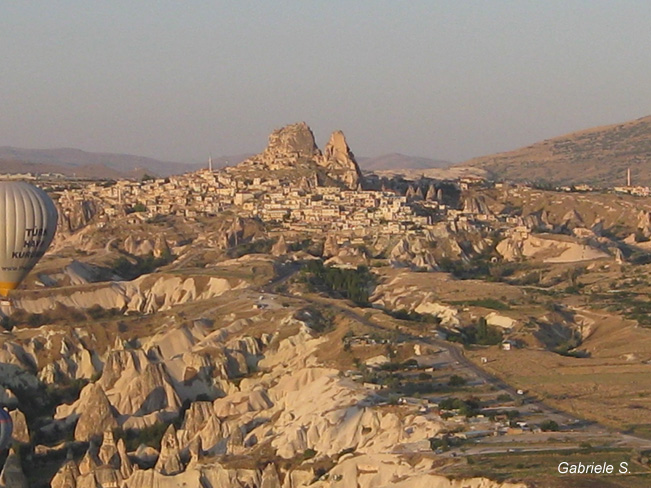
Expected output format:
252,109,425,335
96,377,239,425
73,383,118,442
237,122,363,189
154,236,172,258
497,233,610,263
322,234,340,258
124,235,155,256
120,362,182,416
0,449,28,488
262,122,321,163
58,198,99,233
389,238,436,271
38,342,99,384
463,195,491,215
155,425,184,475
50,457,80,488
638,210,651,237
260,463,281,488
78,441,101,476
271,235,288,256
98,430,119,468
9,409,29,444
319,130,363,189
561,209,584,230
38,308,532,488
13,273,242,315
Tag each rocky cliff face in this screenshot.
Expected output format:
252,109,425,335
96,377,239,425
35,312,528,488
12,273,243,315
262,122,321,162
237,122,363,189
58,198,100,233
319,130,363,189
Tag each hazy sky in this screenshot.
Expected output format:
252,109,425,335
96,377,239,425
1,1,650,164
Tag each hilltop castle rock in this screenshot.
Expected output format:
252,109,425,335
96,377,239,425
238,122,363,189
262,122,320,161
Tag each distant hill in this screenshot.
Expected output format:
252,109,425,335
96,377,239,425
0,146,253,178
0,158,133,179
358,153,451,171
0,145,451,179
457,115,651,187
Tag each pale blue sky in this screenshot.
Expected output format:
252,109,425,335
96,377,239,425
1,1,649,163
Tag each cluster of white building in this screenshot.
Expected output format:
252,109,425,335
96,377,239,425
58,169,440,235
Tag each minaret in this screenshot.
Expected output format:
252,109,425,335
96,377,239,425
208,155,213,172
627,167,631,187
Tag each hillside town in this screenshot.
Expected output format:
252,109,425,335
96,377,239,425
52,123,487,238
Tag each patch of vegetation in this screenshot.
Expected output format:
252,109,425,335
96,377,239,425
385,308,440,323
450,298,511,310
302,448,317,461
227,238,275,258
45,378,89,409
111,249,175,280
487,409,520,421
131,202,147,213
552,330,588,357
438,396,481,417
539,419,560,432
446,318,503,346
429,435,457,451
448,374,467,387
87,305,123,320
114,421,172,451
438,256,490,280
289,238,314,252
630,251,651,266
6,303,87,329
301,260,374,306
294,306,335,334
438,243,503,281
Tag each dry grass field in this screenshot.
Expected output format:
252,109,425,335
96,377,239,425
459,115,651,187
466,309,651,433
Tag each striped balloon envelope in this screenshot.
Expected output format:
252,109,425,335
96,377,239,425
0,181,58,296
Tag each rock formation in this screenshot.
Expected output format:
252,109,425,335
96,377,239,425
319,130,363,189
0,448,27,488
390,238,436,271
237,122,363,189
322,234,340,258
73,383,118,442
155,424,184,475
50,456,80,488
462,195,491,215
9,409,29,444
98,429,119,467
58,198,99,233
638,210,651,237
271,235,288,256
260,463,282,488
262,122,320,163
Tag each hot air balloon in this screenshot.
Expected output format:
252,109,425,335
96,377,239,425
0,409,12,450
0,181,58,297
